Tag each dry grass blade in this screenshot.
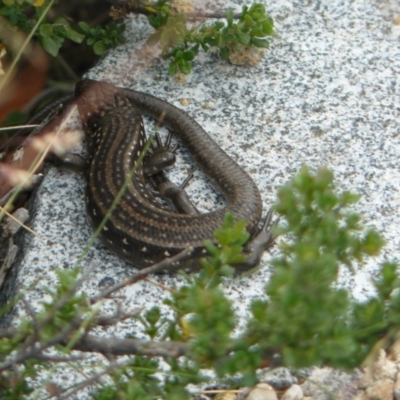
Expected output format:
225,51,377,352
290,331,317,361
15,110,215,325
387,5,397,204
0,104,77,222
0,205,44,242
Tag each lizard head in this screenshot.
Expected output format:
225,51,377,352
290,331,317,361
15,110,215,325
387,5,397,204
75,79,121,122
75,79,132,137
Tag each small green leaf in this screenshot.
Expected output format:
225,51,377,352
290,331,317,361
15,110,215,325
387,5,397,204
183,50,195,61
175,50,184,60
178,59,192,74
219,265,235,276
220,46,230,60
361,230,385,256
243,14,254,25
93,40,107,55
39,23,54,37
261,19,275,35
236,32,251,45
145,307,161,325
78,21,91,33
168,61,178,75
216,34,226,48
251,37,270,48
226,9,233,27
41,36,62,56
203,240,219,257
214,21,225,31
64,26,84,43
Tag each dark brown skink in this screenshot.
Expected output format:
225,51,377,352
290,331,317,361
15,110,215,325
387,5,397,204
75,79,274,271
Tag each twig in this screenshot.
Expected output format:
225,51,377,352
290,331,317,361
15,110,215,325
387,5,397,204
57,359,134,400
95,307,143,326
90,247,195,304
144,276,180,293
70,333,187,358
0,317,81,372
0,125,39,131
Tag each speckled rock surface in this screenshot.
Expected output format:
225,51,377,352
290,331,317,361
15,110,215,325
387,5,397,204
258,367,298,390
2,0,400,397
301,368,362,400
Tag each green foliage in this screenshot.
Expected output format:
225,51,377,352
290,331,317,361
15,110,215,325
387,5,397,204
0,370,35,399
147,0,171,30
202,212,250,275
90,353,199,399
0,1,124,57
159,3,275,74
39,17,84,56
247,166,388,368
1,166,399,397
140,306,163,339
0,1,273,74
0,267,90,397
0,1,31,30
91,356,162,400
78,21,126,56
274,166,384,266
38,268,90,348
